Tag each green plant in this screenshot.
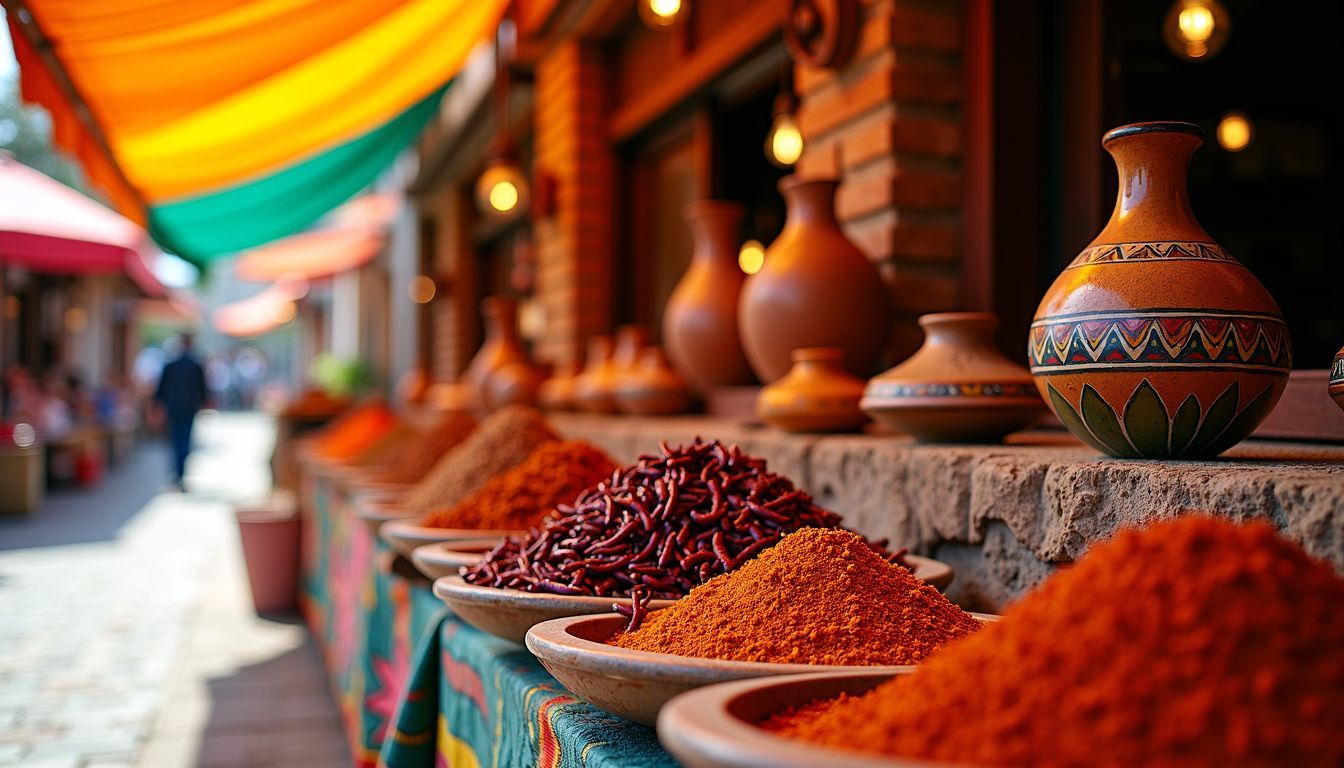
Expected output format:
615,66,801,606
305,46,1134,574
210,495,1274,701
310,354,375,398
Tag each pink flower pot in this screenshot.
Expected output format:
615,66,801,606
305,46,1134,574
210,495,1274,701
235,505,301,614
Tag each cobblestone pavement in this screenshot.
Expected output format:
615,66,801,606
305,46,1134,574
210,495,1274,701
0,412,348,767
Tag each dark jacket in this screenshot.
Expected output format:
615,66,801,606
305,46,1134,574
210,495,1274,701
154,354,207,420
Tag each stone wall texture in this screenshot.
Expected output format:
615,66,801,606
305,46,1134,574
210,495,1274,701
551,414,1344,612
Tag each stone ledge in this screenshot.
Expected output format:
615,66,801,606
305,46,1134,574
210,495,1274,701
549,413,1344,611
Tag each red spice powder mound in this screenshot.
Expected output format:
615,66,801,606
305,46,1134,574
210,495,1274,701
609,528,980,665
375,412,478,485
420,440,617,530
315,400,397,461
766,516,1344,767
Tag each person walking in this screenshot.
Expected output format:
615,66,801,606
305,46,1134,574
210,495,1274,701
154,334,208,490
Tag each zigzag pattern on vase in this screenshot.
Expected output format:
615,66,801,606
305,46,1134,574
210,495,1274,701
864,381,1039,399
1331,355,1344,385
1068,241,1239,268
1029,310,1291,373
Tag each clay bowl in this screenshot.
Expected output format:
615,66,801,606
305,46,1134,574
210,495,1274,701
529,613,997,727
380,521,521,560
657,669,948,768
409,538,503,580
903,554,953,591
432,575,678,645
353,496,415,536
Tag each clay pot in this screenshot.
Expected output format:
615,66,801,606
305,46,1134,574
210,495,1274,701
612,325,650,376
1330,346,1344,415
573,336,619,414
462,296,529,408
613,347,694,416
861,313,1045,443
757,348,867,433
1030,122,1291,458
484,361,546,411
738,177,892,383
396,365,430,406
663,201,755,390
538,361,580,412
424,381,473,414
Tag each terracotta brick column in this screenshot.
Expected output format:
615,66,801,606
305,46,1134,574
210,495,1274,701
533,40,615,367
795,0,963,360
427,187,478,381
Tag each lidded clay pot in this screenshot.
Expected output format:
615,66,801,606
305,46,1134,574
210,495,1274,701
573,336,620,414
1330,346,1344,415
613,347,694,416
861,313,1045,443
738,176,892,382
483,361,546,412
538,361,580,412
757,347,868,433
462,295,528,409
663,201,756,390
1029,122,1291,458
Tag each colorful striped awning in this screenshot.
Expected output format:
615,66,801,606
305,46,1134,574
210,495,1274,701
4,0,505,265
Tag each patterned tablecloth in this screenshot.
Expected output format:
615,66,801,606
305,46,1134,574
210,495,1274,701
299,469,677,768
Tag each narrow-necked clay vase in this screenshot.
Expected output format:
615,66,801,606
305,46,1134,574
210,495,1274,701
573,336,619,414
861,313,1045,442
462,295,528,408
757,347,867,433
484,361,547,411
1330,346,1344,414
739,176,892,382
1030,122,1291,458
664,201,755,390
538,361,580,411
613,347,694,416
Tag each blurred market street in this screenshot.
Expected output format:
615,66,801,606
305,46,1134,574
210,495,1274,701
0,413,347,767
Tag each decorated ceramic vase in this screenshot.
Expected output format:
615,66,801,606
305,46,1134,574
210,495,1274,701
1330,346,1344,414
613,347,694,416
664,201,755,390
1029,122,1291,458
757,347,867,433
738,176,892,382
462,295,528,408
538,361,580,411
861,313,1045,442
573,336,619,414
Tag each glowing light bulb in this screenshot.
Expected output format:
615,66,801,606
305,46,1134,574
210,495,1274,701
738,240,765,275
1164,0,1229,60
1177,5,1214,43
409,275,437,304
475,158,530,217
1217,112,1251,152
489,180,519,212
766,113,804,167
641,0,682,27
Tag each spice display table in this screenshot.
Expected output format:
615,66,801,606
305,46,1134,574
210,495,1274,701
299,469,677,768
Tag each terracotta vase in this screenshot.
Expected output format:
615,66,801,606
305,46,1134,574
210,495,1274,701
1330,346,1344,415
663,201,755,390
861,313,1045,443
1030,122,1291,458
573,336,619,414
612,325,650,377
462,296,529,408
538,361,580,411
757,347,867,433
484,361,546,412
613,347,694,416
739,176,892,383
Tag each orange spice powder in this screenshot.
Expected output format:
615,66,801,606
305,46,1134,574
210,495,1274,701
608,528,980,666
766,516,1344,766
420,439,616,530
315,399,397,461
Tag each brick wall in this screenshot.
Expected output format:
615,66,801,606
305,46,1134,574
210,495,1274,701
533,41,615,368
428,187,477,381
796,0,964,360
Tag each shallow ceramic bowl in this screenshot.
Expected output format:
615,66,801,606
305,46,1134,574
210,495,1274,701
903,554,952,591
432,575,678,645
354,496,415,536
409,538,503,580
530,613,996,727
657,669,961,768
860,385,1046,444
380,521,521,559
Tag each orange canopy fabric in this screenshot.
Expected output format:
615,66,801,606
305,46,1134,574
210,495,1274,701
212,277,307,338
232,193,398,281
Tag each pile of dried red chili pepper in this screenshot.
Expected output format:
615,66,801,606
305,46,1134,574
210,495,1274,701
462,437,905,598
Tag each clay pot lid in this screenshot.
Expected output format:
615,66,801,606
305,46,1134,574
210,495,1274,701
1103,121,1204,145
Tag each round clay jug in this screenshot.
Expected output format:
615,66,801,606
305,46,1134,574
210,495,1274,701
573,336,619,414
1030,122,1291,458
861,313,1045,442
757,347,867,433
739,176,892,382
613,347,694,416
1329,346,1344,415
484,361,546,411
538,361,580,411
462,296,528,408
663,201,755,390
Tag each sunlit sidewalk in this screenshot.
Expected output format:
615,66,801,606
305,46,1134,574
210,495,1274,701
0,413,347,768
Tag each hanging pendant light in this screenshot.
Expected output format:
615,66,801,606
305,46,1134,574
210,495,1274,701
1163,0,1230,60
765,63,803,168
640,0,684,29
476,11,529,218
